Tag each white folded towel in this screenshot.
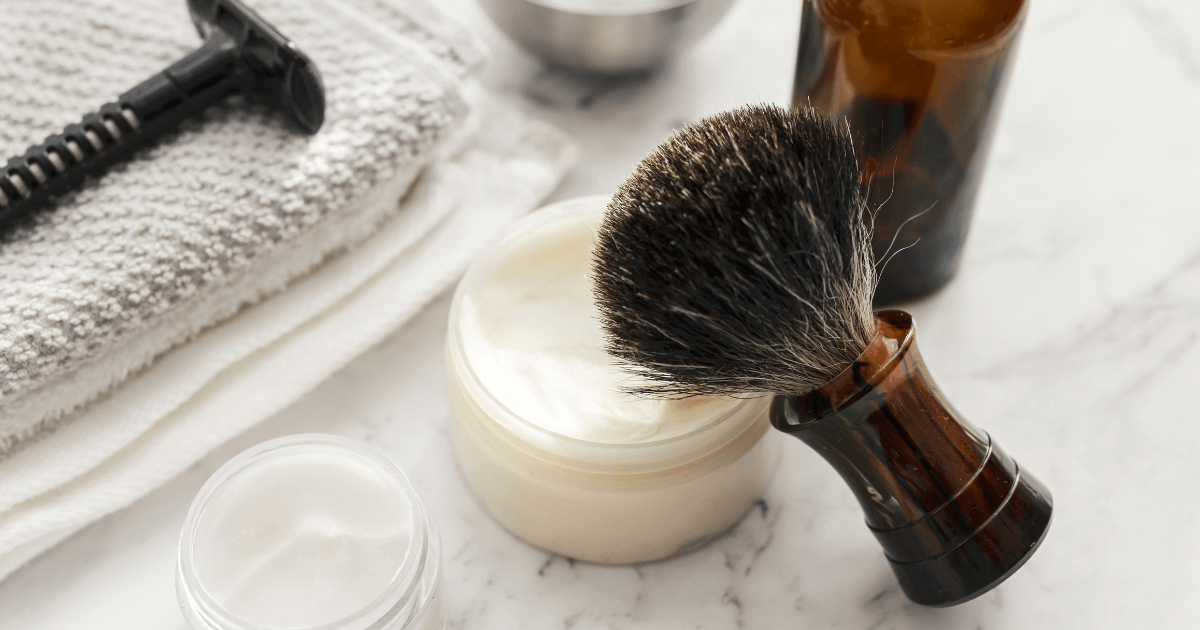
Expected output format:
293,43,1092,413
0,0,482,451
0,0,576,580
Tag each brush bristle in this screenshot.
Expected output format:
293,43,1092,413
591,104,876,398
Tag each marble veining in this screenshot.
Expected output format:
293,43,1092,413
1,0,1199,627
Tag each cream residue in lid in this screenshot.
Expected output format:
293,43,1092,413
460,209,741,444
192,449,414,628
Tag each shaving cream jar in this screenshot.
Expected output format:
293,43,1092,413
177,435,443,630
445,195,781,564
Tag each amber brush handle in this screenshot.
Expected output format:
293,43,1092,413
770,310,1052,606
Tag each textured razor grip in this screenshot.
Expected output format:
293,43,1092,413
0,104,138,221
1,0,323,227
0,30,248,227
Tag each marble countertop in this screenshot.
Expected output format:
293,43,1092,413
2,0,1199,627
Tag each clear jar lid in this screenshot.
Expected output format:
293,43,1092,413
177,434,442,630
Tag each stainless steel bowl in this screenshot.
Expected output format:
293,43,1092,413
478,0,738,74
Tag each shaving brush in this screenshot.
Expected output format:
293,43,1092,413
592,104,1052,607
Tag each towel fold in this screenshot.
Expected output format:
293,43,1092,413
0,0,576,580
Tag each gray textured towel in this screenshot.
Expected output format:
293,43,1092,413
0,0,484,452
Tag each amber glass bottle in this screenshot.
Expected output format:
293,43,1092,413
793,0,1028,303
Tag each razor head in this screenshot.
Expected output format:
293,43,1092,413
186,0,325,133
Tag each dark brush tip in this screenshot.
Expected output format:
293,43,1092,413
592,104,876,398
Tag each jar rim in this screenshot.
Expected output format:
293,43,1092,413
446,196,768,469
177,434,435,630
522,0,697,17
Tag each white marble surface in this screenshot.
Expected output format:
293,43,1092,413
2,0,1200,627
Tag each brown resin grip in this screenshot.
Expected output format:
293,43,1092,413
770,310,1052,606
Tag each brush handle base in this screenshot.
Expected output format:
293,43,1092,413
881,459,1052,606
771,310,1053,606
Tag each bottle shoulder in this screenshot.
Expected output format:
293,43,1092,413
818,0,1028,53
